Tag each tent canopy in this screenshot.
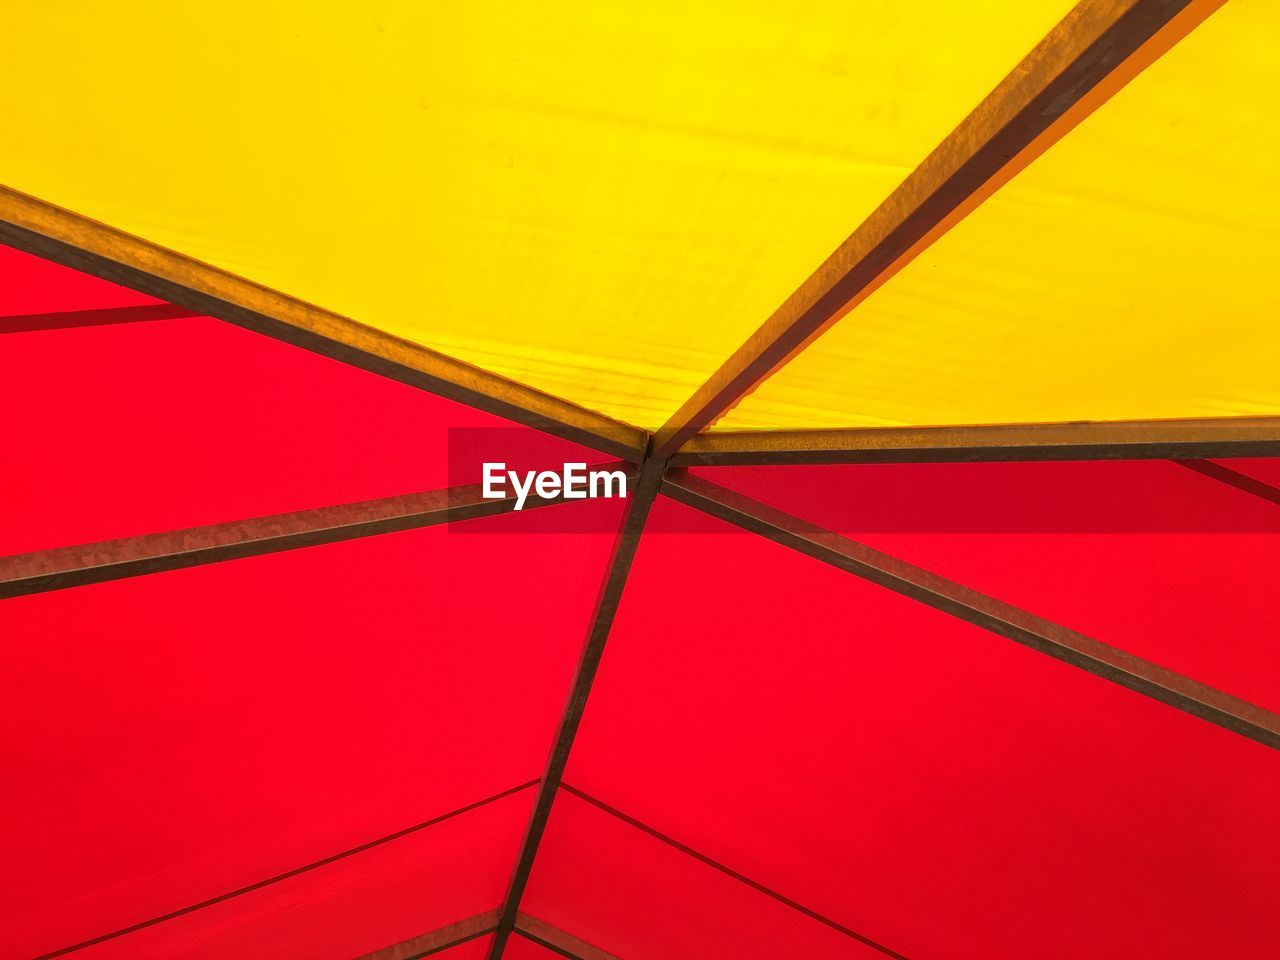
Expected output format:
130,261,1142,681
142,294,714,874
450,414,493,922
2,1,1279,959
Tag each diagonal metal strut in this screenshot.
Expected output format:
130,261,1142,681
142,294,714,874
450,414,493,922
654,0,1218,456
672,418,1280,467
0,466,633,600
0,185,647,462
487,456,667,958
663,469,1280,751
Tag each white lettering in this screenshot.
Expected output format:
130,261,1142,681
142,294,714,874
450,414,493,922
509,469,536,512
535,471,562,498
591,469,627,499
482,462,506,499
480,463,630,510
563,462,587,499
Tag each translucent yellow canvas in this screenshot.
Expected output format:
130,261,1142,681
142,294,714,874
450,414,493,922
0,0,1073,429
722,0,1280,432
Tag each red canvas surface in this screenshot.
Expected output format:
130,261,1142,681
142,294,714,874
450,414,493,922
74,795,525,960
1,243,611,556
0,244,160,315
559,494,1280,960
691,460,1280,711
438,938,495,959
524,791,887,960
0,317,605,556
1,501,620,959
504,935,567,959
1216,456,1280,489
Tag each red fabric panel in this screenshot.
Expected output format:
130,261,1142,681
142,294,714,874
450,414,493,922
1215,457,1280,489
1,502,619,959
0,244,159,315
1,315,604,555
562,495,1280,960
523,791,887,960
75,798,525,960
692,460,1280,711
504,935,567,958
440,937,494,959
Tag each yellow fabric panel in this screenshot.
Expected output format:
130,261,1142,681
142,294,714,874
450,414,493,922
722,0,1280,431
1,1,1072,429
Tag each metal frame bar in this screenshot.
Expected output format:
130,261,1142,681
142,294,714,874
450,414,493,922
0,185,647,462
1175,458,1280,508
0,303,197,334
34,783,537,960
662,469,1280,751
513,914,621,960
356,911,501,960
355,912,618,960
652,0,1209,457
0,468,632,600
559,784,909,959
487,456,668,959
672,418,1280,466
